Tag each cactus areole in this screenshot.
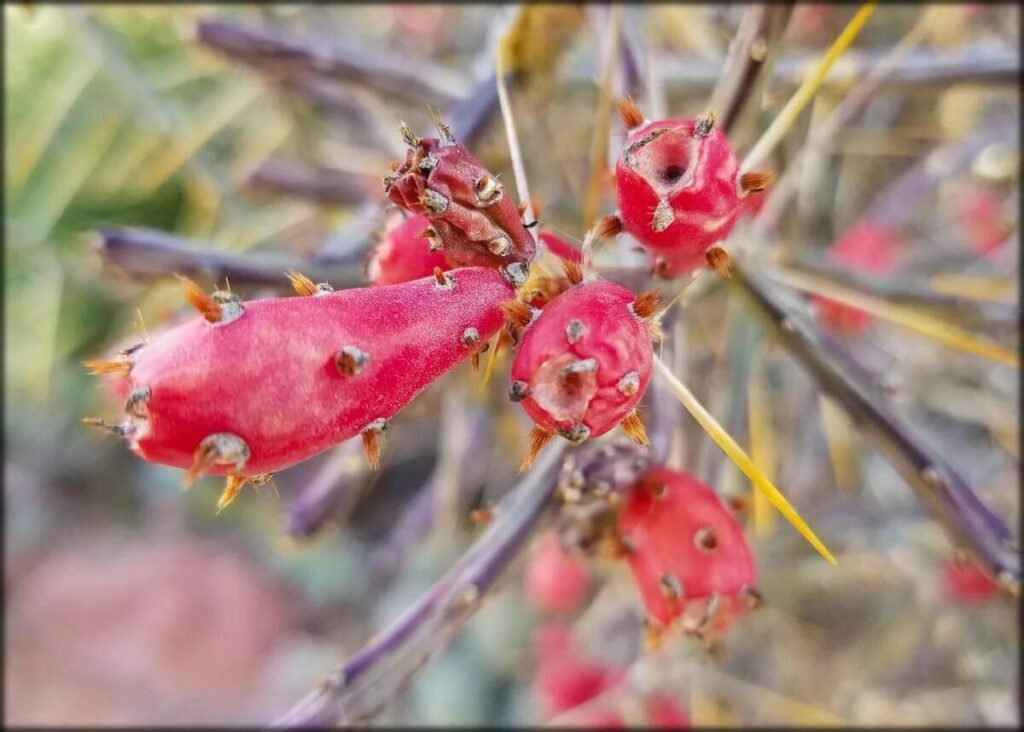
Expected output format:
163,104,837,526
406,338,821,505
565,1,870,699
91,268,513,484
618,468,758,631
510,281,655,444
615,115,755,277
385,122,536,281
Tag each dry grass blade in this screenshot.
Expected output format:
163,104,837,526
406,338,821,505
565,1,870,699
653,355,837,565
582,4,623,226
495,28,534,227
747,356,778,537
741,2,879,173
762,267,1019,367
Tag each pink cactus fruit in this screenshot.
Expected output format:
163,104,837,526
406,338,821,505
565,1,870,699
538,230,583,264
617,468,759,642
813,220,902,335
367,211,451,286
940,557,999,604
524,531,592,614
507,280,658,470
83,268,511,511
384,119,535,284
613,100,772,278
956,184,1010,256
532,626,625,718
645,694,692,727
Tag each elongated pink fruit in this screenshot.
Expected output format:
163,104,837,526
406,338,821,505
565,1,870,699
84,268,511,508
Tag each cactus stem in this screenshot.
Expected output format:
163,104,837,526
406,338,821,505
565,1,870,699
620,409,649,446
520,425,554,473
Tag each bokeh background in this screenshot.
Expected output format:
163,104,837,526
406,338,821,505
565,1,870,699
4,4,1020,726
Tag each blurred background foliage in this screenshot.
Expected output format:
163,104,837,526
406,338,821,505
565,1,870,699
4,3,1020,726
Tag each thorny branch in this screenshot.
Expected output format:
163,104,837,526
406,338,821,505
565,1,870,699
730,262,1021,593
93,228,366,289
273,442,567,726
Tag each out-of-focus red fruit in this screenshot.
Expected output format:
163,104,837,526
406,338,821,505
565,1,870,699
814,221,902,335
367,212,451,286
509,281,656,451
524,532,592,613
539,231,583,264
572,706,627,728
532,621,573,657
956,185,1010,256
617,468,758,634
615,112,767,277
535,653,625,717
645,693,692,727
941,558,999,604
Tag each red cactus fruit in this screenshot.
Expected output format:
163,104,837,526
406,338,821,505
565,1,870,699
814,220,902,335
617,468,759,641
384,119,535,284
524,532,592,614
645,694,691,727
507,280,658,469
538,230,583,264
613,100,772,278
956,185,1010,256
367,211,451,286
940,557,999,604
534,645,625,717
83,268,511,510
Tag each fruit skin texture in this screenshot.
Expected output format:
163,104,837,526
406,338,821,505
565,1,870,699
510,282,654,442
957,185,1010,256
814,221,901,335
367,212,451,286
615,117,743,276
386,135,536,270
618,468,756,631
524,532,592,613
119,268,512,477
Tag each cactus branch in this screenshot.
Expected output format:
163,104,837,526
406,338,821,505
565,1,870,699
92,228,365,288
273,441,567,726
729,261,1021,593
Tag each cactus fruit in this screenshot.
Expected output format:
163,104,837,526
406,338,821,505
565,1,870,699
613,99,772,278
941,556,999,604
956,184,1010,256
507,280,658,469
616,468,759,643
83,269,512,510
367,211,451,286
524,532,592,614
538,230,583,264
384,119,536,283
813,220,901,335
